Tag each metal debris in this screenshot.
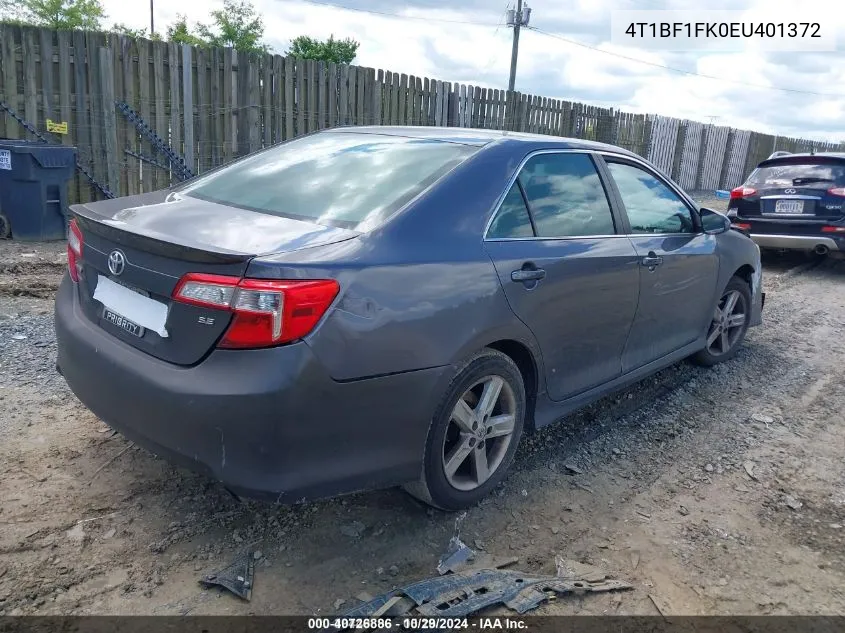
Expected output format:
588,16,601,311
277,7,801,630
564,463,584,475
437,536,476,575
341,567,631,619
784,495,803,510
743,461,759,481
199,551,255,601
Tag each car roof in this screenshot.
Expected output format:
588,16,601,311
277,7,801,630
760,152,845,166
331,125,638,156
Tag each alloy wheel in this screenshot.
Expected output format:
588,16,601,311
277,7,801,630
441,375,517,491
706,289,747,356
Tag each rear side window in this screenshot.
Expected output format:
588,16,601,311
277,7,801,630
746,161,845,189
176,132,479,231
487,184,535,238
517,153,616,238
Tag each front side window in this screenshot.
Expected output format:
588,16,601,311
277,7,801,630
176,132,479,231
606,161,695,234
517,153,616,238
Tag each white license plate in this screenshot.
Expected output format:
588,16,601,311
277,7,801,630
775,200,804,214
103,307,145,337
93,275,170,338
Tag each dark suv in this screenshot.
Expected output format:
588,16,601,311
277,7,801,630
728,153,845,256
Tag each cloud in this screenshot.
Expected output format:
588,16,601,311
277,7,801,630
103,0,845,142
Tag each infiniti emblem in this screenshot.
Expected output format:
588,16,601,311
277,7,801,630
784,188,796,194
107,250,126,276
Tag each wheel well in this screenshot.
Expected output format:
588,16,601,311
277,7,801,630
733,264,755,288
487,340,538,432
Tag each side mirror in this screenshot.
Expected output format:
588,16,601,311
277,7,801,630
700,207,731,235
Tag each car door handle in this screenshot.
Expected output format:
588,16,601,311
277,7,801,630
641,254,663,267
511,268,546,282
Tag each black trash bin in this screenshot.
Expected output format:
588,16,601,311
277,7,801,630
0,140,77,241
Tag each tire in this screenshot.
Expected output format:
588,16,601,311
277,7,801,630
692,276,752,367
0,213,10,240
404,349,526,511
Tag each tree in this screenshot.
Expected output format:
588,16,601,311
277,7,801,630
111,22,161,40
195,0,269,54
2,0,105,29
288,34,359,64
166,14,209,47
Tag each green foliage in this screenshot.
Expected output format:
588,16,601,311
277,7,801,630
2,0,105,30
287,34,359,64
111,22,161,40
166,14,209,47
195,0,269,54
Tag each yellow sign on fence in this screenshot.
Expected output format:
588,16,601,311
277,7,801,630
46,119,68,135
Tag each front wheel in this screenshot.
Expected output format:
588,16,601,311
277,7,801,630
692,277,752,367
404,349,526,511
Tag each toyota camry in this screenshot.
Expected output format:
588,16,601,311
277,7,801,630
55,127,764,510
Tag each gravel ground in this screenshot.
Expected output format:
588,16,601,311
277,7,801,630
1,202,844,616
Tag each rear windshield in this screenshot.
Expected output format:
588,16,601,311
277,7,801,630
746,161,845,189
175,132,479,231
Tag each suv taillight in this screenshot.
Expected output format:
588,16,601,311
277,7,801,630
730,186,757,200
828,187,845,197
172,273,340,349
67,219,83,282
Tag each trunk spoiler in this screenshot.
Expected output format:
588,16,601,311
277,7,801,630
70,203,253,265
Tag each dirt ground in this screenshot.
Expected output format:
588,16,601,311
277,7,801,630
1,197,844,616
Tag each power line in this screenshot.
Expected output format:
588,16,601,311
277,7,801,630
525,26,845,98
480,3,512,73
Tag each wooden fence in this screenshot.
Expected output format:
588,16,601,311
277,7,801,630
1,24,842,205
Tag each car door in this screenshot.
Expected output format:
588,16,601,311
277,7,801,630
484,150,640,401
599,156,720,373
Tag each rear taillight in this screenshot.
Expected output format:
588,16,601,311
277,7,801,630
730,186,757,200
828,187,845,197
821,225,845,233
172,273,340,349
67,218,83,282
733,222,752,231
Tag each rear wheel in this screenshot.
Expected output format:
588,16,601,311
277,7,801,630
405,349,525,511
692,277,751,367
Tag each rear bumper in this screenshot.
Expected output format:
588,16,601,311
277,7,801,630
749,234,843,252
54,275,446,502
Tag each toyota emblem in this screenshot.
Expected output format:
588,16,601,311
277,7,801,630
107,250,126,276
784,188,796,194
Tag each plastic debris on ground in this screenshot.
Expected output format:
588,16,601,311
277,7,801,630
198,550,255,601
328,539,632,629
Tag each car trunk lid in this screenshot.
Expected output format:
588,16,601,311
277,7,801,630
70,192,358,366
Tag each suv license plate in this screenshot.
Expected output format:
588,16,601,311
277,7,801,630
103,308,145,337
775,200,804,214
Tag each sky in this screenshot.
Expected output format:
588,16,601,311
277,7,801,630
103,0,845,142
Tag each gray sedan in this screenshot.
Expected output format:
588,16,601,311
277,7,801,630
55,127,764,510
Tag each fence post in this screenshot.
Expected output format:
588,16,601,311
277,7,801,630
182,44,195,174
98,47,120,197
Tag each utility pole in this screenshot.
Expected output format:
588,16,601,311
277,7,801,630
150,0,155,36
507,1,531,91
